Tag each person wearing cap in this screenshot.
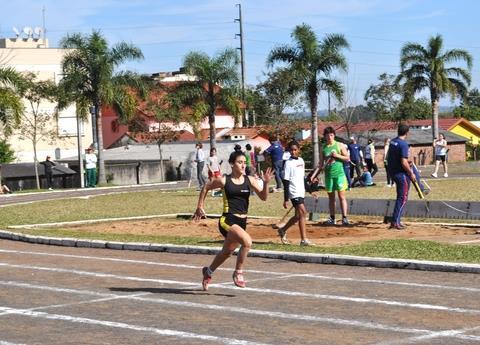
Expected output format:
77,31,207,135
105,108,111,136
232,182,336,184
264,136,284,191
347,136,363,180
364,138,378,177
40,155,56,190
85,147,98,187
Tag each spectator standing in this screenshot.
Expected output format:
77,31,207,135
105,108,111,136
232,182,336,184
244,144,256,176
386,124,416,230
264,137,284,191
431,133,448,178
312,126,350,225
207,147,222,179
40,155,56,190
347,136,363,179
364,139,378,177
383,138,393,187
276,141,313,246
85,147,98,187
194,143,206,189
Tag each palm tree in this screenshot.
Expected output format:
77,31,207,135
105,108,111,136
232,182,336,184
165,48,241,149
59,30,145,184
0,67,25,136
267,24,349,166
398,34,472,139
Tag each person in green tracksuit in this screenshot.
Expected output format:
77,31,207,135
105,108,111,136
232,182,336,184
312,126,351,226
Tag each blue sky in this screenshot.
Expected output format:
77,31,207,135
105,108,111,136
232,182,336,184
1,0,479,108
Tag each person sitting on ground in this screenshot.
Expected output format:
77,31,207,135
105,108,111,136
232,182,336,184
351,165,376,187
1,184,12,194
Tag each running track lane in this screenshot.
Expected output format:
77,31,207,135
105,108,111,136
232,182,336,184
0,240,479,345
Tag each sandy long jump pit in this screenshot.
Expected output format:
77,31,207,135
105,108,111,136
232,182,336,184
63,217,480,246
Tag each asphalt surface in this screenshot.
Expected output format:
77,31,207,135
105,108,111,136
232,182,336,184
0,240,479,345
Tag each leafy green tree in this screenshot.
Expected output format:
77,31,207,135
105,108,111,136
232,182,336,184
398,34,472,139
163,49,241,149
268,23,349,166
364,73,402,119
453,88,480,121
17,73,59,189
244,87,270,125
59,30,146,184
0,67,24,136
0,139,15,163
255,68,303,123
396,96,431,121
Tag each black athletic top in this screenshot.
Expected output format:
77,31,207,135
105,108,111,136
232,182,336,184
222,175,251,215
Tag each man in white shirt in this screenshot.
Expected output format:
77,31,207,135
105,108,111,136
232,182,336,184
194,143,206,189
276,141,313,246
85,147,98,187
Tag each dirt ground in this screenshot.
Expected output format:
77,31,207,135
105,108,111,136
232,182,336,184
66,217,480,246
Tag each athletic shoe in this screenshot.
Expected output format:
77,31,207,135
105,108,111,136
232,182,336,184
232,270,246,288
443,173,448,178
422,188,430,196
389,223,406,230
48,188,53,191
300,239,315,246
202,267,212,291
431,172,438,178
324,217,336,225
277,228,289,244
341,217,350,226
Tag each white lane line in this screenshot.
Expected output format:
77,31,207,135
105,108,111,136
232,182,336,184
375,325,480,344
0,293,150,317
1,249,479,293
0,280,434,336
0,341,27,345
0,262,479,315
457,239,480,244
0,306,269,345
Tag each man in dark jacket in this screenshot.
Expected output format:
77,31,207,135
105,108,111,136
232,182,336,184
40,155,56,190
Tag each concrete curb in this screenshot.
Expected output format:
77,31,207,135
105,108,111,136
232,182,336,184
1,229,479,274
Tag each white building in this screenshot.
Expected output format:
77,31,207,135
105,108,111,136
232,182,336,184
0,29,93,162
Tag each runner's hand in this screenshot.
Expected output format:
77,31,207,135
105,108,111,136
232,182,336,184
261,167,274,184
193,207,206,221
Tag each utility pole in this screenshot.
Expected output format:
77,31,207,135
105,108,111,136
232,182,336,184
235,4,248,127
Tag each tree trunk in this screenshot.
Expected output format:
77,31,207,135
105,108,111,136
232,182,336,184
209,111,216,149
311,101,319,167
431,97,440,140
96,104,106,185
33,143,40,190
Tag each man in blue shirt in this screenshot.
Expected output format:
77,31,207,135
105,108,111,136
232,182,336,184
264,137,284,191
347,136,363,179
386,124,416,230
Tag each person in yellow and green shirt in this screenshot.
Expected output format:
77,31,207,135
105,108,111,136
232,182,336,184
312,126,351,226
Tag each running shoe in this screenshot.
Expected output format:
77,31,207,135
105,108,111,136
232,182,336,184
324,217,336,225
443,173,448,178
277,228,289,244
202,266,212,291
300,239,315,246
232,270,246,288
389,223,406,230
431,172,438,178
341,217,350,226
